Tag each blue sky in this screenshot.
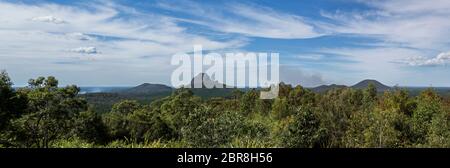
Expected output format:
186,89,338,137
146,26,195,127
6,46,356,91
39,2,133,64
0,0,449,87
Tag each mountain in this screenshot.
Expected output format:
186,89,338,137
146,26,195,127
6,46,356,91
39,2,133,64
122,83,173,94
311,84,347,93
351,79,391,91
311,79,391,93
188,73,226,88
188,73,235,98
82,84,173,113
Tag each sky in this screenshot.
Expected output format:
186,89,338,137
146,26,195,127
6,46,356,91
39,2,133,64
0,0,449,87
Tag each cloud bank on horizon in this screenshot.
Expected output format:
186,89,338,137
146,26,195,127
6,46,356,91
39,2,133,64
0,0,449,87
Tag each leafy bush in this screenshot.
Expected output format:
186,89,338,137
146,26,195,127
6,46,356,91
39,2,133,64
181,106,245,147
282,106,327,148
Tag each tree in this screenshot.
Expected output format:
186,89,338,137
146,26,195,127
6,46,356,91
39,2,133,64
0,70,27,131
426,111,450,147
126,107,174,142
103,99,176,143
232,89,243,100
363,82,377,104
317,88,363,147
278,82,293,98
103,100,141,140
255,99,272,115
282,106,327,148
362,108,404,147
72,110,108,144
240,89,259,115
111,100,141,115
287,85,316,107
181,105,245,147
411,89,445,145
271,97,289,119
380,89,415,116
10,76,87,147
344,109,371,147
160,88,200,138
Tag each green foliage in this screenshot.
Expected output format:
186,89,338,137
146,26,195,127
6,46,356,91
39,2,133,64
103,100,142,140
103,100,175,142
181,106,245,147
72,110,108,144
9,76,87,147
363,82,377,104
111,100,141,114
282,106,327,148
105,139,189,148
126,107,174,142
380,89,416,115
160,88,200,137
425,111,450,147
411,89,446,145
317,88,363,147
255,99,272,114
361,109,404,147
1,72,450,148
226,136,275,148
271,97,289,119
287,85,316,107
0,70,27,131
51,137,95,148
344,110,372,147
240,89,259,115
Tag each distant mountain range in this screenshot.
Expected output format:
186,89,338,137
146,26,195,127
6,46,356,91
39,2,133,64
81,74,392,95
97,74,393,98
121,83,173,94
311,84,347,93
79,75,450,113
311,79,391,93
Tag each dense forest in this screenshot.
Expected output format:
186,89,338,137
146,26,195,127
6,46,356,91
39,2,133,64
0,70,449,148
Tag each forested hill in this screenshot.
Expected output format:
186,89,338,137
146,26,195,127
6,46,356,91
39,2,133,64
311,79,391,93
351,79,391,91
121,83,173,94
81,78,450,113
80,73,235,113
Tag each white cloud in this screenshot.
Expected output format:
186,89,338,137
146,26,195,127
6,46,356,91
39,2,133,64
0,1,246,86
314,0,450,84
317,47,423,85
70,47,99,54
65,32,95,41
364,0,450,15
157,2,323,39
296,54,324,61
403,52,450,66
321,0,450,50
31,15,66,24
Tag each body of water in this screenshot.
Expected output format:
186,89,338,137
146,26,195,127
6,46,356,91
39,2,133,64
79,87,131,94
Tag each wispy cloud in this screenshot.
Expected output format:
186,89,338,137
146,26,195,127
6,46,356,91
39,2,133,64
65,32,95,41
70,47,99,54
0,1,246,85
317,47,424,85
1,0,449,86
314,0,450,83
31,15,66,24
157,1,324,39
